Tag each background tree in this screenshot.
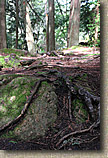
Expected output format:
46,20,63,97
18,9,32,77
48,0,55,52
4,0,100,53
26,2,36,55
0,0,7,49
94,0,100,45
6,0,26,49
45,0,49,52
67,0,81,47
16,0,19,48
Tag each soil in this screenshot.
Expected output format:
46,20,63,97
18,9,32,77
0,47,100,150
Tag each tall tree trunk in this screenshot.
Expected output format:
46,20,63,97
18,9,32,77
26,4,36,55
45,1,49,52
94,1,99,45
48,0,55,52
23,0,27,50
67,0,81,47
0,0,7,49
16,0,19,48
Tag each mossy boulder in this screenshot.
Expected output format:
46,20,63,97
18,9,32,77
0,75,57,140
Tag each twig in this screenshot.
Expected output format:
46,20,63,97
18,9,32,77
53,126,68,140
26,140,47,146
82,135,100,144
56,122,96,147
58,135,100,150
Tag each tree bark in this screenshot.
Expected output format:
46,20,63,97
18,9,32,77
26,4,36,55
16,0,19,48
0,0,7,49
48,0,55,52
94,1,99,45
67,0,81,47
23,0,27,50
45,1,49,52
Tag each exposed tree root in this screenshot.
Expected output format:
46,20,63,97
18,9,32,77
0,71,100,150
63,76,100,123
24,63,48,70
46,51,63,57
56,122,97,147
68,91,72,121
20,59,36,66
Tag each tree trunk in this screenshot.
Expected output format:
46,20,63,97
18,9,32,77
45,1,49,52
94,1,99,45
26,4,36,55
48,0,55,52
67,0,81,47
0,0,7,49
23,0,28,50
16,0,19,48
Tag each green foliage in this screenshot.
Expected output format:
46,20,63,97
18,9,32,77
55,1,70,49
80,0,100,46
5,0,100,51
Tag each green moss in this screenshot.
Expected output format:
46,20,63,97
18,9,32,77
37,81,50,99
0,130,16,139
39,61,42,65
0,55,20,68
72,99,88,123
1,48,26,56
36,71,46,74
69,76,73,80
81,53,100,58
71,46,80,49
41,81,49,86
70,46,86,50
0,76,36,127
0,76,57,140
75,73,88,81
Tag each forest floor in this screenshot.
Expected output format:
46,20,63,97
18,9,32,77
0,46,100,150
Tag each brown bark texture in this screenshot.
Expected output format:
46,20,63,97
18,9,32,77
26,4,36,55
16,0,19,48
48,0,55,52
67,0,81,47
0,0,7,49
45,1,49,52
95,1,100,45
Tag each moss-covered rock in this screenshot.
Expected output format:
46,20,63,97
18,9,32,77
0,75,57,140
0,75,36,127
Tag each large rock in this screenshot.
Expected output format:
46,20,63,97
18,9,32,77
0,75,57,140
